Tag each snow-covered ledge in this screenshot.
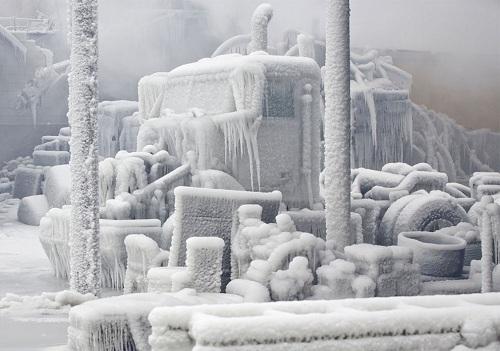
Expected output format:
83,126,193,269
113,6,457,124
149,293,500,351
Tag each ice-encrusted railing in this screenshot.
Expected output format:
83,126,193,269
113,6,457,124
148,293,500,351
0,16,53,33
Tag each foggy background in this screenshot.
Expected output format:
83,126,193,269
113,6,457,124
1,0,499,133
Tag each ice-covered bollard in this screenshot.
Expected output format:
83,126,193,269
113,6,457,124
186,237,225,293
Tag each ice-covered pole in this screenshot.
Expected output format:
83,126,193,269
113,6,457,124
68,0,101,295
323,0,351,249
186,237,224,293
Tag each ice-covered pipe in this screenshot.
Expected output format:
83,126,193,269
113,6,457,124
247,3,273,53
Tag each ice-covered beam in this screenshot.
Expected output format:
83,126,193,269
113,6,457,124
323,0,351,249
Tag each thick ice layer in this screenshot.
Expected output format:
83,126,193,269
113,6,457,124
68,291,242,351
148,293,500,351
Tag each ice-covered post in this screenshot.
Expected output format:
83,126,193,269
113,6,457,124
323,0,351,249
186,237,224,293
67,0,101,295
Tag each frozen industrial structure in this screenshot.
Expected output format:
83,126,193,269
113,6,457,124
1,2,500,350
0,15,67,127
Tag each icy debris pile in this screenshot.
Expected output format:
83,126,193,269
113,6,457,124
315,244,420,299
230,205,420,301
148,293,500,351
346,162,473,247
168,186,282,288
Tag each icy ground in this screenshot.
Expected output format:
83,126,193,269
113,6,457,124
0,196,68,350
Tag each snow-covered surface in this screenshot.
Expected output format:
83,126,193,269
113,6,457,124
149,293,500,351
68,290,242,351
0,198,69,349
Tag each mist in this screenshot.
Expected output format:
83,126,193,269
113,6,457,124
1,0,498,130
195,0,500,131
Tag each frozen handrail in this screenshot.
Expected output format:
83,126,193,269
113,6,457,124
0,16,53,33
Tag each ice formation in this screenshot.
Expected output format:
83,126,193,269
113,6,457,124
137,53,322,208
169,186,281,288
124,234,169,294
2,3,500,350
40,206,164,289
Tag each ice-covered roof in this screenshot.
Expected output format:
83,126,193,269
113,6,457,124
168,52,321,81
